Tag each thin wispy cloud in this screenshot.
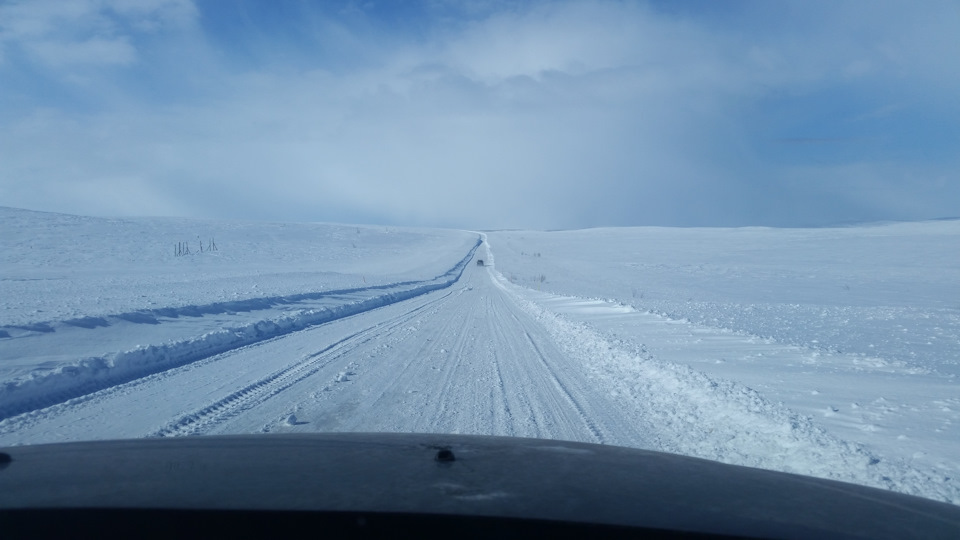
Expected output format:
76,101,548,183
1,0,958,228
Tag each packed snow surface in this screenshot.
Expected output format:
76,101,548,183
1,207,958,505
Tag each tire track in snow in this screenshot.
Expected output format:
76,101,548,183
265,284,485,438
424,296,478,432
0,291,454,442
490,351,516,437
520,330,606,444
250,262,611,445
149,291,455,437
479,280,607,443
482,293,547,439
486,263,660,449
0,333,302,439
418,313,465,429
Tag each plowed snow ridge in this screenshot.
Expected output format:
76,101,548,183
0,238,480,420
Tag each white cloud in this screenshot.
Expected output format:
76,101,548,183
0,1,957,227
0,0,196,69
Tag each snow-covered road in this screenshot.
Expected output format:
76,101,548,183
2,208,958,505
0,245,652,450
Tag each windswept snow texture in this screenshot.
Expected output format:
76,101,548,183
1,207,958,505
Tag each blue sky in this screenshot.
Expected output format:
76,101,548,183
1,0,958,229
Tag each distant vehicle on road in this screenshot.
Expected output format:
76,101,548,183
477,259,485,266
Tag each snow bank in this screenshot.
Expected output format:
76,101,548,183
490,270,959,503
0,219,480,420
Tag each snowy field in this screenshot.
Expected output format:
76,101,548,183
486,223,960,503
1,206,958,505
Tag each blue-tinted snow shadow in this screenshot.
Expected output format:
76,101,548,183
63,317,110,329
115,312,160,325
11,323,55,333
